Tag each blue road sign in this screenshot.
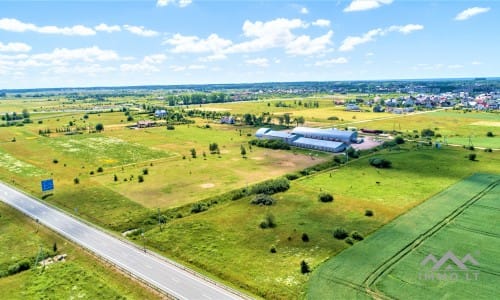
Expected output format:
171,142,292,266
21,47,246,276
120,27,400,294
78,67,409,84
41,179,54,192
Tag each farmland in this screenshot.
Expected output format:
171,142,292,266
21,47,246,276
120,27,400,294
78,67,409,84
307,174,500,299
0,94,498,298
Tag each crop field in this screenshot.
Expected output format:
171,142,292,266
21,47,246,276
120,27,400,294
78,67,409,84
307,174,500,299
0,202,160,300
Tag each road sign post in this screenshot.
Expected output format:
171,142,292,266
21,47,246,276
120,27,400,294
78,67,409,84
41,179,54,197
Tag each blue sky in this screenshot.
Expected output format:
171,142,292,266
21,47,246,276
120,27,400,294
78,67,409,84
0,0,498,88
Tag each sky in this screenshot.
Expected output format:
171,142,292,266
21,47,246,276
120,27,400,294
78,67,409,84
0,0,498,89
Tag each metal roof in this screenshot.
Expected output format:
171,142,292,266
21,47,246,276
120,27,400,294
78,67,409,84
292,137,345,150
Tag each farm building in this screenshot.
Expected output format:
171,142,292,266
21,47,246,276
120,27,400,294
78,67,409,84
291,127,357,144
292,137,346,152
255,127,353,153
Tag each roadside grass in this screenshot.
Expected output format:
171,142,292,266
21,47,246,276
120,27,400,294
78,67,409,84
307,174,500,299
143,145,499,299
0,202,161,300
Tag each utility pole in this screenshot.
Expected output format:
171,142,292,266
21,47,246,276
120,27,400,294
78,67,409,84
158,208,162,232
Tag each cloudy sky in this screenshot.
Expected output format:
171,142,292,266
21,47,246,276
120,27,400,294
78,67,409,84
0,0,498,89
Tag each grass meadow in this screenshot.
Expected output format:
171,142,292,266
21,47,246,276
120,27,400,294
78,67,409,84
0,202,160,300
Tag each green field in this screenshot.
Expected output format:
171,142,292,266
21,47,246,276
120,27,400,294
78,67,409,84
307,174,500,299
1,95,499,299
0,202,160,300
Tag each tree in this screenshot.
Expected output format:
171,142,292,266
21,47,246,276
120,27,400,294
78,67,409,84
73,178,79,184
284,114,291,127
95,123,104,132
53,242,58,253
190,148,197,158
421,128,435,137
486,131,494,137
468,153,476,161
240,145,247,157
301,233,310,242
300,260,311,274
114,174,118,182
318,192,334,202
138,175,144,182
394,136,405,144
295,116,305,127
22,109,30,119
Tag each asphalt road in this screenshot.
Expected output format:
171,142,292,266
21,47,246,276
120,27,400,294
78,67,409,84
0,182,245,300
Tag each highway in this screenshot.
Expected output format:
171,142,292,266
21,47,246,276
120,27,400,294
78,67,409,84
0,182,245,300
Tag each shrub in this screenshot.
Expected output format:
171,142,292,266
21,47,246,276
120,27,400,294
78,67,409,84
300,260,311,274
53,159,59,164
333,228,349,240
259,213,276,229
365,210,374,217
97,167,103,173
318,192,334,203
301,233,310,242
327,116,339,120
73,178,79,184
142,168,148,175
421,128,435,137
270,246,277,253
369,157,392,168
484,148,492,153
251,178,290,195
166,124,175,130
89,171,94,175
394,136,405,144
191,203,208,213
381,140,397,148
138,175,144,182
468,153,476,161
345,237,354,245
285,173,300,180
486,131,494,137
251,194,276,206
114,174,118,182
351,231,364,241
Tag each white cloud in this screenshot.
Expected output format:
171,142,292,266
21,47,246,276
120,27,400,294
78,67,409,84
315,57,348,66
170,64,206,72
344,0,393,12
454,7,490,21
94,23,121,33
120,53,166,73
199,53,228,62
245,58,269,67
448,64,464,69
49,64,116,75
339,24,423,51
300,7,309,14
123,25,159,37
157,0,192,8
0,42,31,52
286,30,333,55
164,33,232,54
388,24,424,34
32,46,120,63
471,61,482,65
227,18,308,53
339,28,382,51
312,19,330,27
0,18,96,36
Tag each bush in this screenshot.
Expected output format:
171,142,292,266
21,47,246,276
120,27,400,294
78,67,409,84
97,167,103,173
365,210,374,217
251,178,290,195
191,203,208,213
301,233,310,242
249,139,291,150
394,136,405,144
486,131,494,137
285,173,300,180
468,153,476,161
333,228,349,240
270,246,277,253
351,231,364,241
318,192,334,203
166,124,175,130
484,148,493,153
421,128,435,137
259,213,276,229
327,116,339,120
300,260,311,274
138,175,144,182
345,237,354,245
53,159,58,164
251,194,276,206
369,157,392,168
142,168,148,175
73,178,79,184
